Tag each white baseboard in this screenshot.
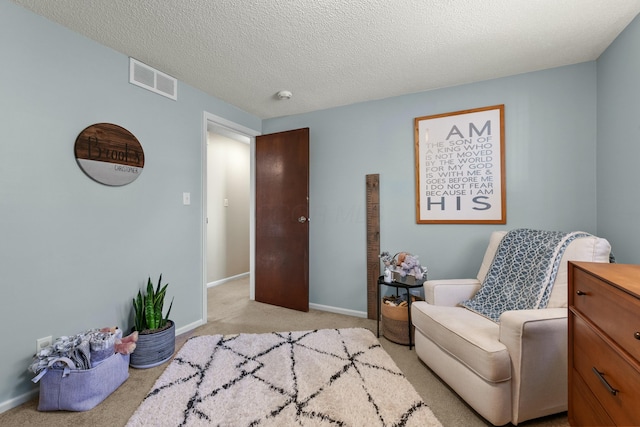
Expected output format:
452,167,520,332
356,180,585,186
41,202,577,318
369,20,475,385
0,389,38,414
207,272,249,288
175,319,205,336
309,303,368,318
206,276,367,320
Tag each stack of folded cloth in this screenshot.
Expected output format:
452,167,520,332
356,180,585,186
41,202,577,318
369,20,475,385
29,328,121,379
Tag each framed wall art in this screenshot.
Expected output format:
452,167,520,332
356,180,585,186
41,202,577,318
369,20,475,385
414,104,505,224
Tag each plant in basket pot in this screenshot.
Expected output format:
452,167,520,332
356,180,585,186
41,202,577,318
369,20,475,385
130,274,175,369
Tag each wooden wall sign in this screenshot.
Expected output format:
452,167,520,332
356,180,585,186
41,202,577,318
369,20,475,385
74,123,145,186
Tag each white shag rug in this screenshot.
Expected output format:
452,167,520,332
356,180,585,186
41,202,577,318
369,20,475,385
127,328,442,427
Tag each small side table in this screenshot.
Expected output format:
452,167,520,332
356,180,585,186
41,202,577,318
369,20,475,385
377,275,424,350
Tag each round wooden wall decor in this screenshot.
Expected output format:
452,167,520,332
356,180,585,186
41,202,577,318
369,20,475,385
74,123,145,186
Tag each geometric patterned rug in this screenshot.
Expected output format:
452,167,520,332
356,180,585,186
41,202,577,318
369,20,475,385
126,328,442,426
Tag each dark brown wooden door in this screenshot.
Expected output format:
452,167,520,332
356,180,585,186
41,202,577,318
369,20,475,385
255,128,309,311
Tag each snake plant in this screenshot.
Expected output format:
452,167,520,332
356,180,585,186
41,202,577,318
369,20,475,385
133,274,174,332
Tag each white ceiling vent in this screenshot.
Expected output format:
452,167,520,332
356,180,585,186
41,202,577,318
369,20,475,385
129,58,177,100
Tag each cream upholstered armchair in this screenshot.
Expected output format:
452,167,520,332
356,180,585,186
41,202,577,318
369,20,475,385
411,230,611,426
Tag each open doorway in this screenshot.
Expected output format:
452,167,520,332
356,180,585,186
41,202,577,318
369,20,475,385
206,129,250,285
202,112,260,321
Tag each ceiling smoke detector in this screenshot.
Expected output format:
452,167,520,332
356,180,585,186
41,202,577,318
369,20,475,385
277,90,293,100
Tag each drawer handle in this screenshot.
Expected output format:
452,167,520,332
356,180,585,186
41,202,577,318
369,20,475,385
592,367,618,396
576,290,587,296
635,332,640,340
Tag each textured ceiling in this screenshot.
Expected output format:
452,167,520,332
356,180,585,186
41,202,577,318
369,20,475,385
11,0,640,119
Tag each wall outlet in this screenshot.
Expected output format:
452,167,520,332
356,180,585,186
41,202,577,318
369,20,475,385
36,336,52,353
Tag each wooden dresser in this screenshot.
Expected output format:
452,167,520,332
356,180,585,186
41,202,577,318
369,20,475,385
568,262,640,426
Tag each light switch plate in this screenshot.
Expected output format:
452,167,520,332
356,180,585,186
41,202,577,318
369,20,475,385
183,192,191,205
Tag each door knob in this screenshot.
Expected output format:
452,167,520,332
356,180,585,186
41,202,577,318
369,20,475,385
298,216,307,223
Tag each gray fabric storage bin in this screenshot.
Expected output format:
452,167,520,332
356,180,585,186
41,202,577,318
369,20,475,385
37,353,129,411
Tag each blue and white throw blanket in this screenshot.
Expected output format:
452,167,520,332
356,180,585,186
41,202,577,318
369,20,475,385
461,228,590,322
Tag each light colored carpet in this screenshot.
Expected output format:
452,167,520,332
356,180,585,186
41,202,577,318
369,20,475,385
0,277,569,426
127,328,442,426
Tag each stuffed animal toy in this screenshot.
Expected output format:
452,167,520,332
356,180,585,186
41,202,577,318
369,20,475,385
396,252,407,266
400,254,427,278
99,326,139,355
115,331,138,355
100,326,121,337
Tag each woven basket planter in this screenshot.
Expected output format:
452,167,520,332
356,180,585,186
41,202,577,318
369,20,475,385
130,320,175,369
381,298,422,345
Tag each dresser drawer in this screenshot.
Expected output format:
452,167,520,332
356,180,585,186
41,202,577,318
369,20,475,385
570,368,614,426
572,268,640,361
572,314,640,426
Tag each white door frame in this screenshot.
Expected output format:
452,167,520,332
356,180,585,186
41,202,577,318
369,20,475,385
201,111,261,321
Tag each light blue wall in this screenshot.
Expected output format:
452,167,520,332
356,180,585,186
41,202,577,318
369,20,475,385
3,0,639,412
0,0,260,408
264,63,599,312
596,14,640,263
